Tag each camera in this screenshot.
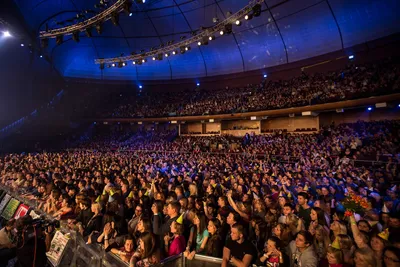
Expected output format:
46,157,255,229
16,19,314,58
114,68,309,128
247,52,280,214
32,218,61,230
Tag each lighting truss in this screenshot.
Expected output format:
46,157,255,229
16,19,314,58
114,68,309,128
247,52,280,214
95,0,263,65
39,0,130,39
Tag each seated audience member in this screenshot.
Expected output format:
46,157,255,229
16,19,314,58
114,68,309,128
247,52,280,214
222,223,256,267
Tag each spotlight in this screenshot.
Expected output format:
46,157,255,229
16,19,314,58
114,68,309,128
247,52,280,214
40,55,43,58
252,4,261,17
139,85,143,89
398,104,400,107
100,63,105,70
198,41,202,46
142,58,146,63
111,63,116,67
212,17,219,23
152,56,156,61
123,1,132,14
245,14,253,20
133,61,136,65
196,83,200,86
220,30,224,35
72,31,80,42
96,24,103,34
180,46,186,54
111,12,119,26
367,107,372,111
129,13,133,16
185,46,191,51
56,35,64,45
235,20,241,26
209,36,215,41
165,53,169,57
136,0,145,3
263,74,267,78
2,31,11,37
122,62,126,66
21,43,24,47
224,24,232,34
172,50,177,55
40,38,48,48
349,55,354,60
85,27,92,37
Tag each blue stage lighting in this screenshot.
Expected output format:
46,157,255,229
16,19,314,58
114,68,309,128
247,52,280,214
349,55,354,59
367,107,372,111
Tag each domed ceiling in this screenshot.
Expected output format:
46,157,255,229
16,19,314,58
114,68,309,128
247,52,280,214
13,0,400,81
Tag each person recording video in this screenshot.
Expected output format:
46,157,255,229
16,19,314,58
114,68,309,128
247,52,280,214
0,219,17,267
15,215,48,267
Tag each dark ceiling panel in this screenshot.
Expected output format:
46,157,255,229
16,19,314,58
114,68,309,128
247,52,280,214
329,0,400,48
235,20,287,71
276,1,342,62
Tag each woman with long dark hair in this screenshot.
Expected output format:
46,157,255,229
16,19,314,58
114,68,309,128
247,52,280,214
204,218,223,257
130,232,160,267
184,212,209,259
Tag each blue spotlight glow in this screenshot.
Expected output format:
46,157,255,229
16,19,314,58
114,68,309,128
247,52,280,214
349,55,354,60
398,104,400,107
367,107,372,111
263,74,267,78
20,43,24,47
2,31,11,38
40,55,43,58
129,13,133,16
139,85,143,89
196,83,200,86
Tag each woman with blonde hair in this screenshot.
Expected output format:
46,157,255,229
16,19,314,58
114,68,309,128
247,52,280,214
354,247,377,267
313,225,330,261
330,220,347,241
337,234,355,265
188,183,198,197
326,246,344,267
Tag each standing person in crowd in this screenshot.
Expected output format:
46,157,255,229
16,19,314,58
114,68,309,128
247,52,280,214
287,230,318,267
222,223,256,267
1,118,400,267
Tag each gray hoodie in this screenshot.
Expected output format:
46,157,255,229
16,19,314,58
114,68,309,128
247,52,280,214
287,240,318,267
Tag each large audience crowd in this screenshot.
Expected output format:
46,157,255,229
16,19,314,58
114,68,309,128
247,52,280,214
0,120,400,267
108,58,400,118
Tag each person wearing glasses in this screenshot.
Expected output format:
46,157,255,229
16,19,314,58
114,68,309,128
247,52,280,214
128,204,143,234
382,246,400,267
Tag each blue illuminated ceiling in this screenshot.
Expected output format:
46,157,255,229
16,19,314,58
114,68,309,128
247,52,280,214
13,0,400,81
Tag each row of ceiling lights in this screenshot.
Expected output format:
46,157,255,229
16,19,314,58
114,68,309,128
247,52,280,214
102,4,262,69
40,0,144,48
